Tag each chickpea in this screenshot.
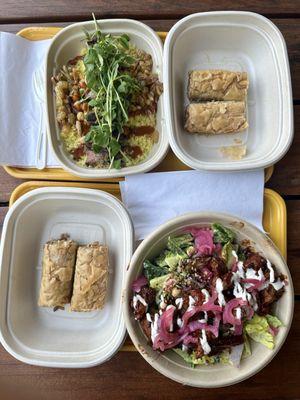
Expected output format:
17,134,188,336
172,287,181,298
77,112,84,121
82,102,88,112
68,114,75,125
73,101,81,111
71,92,80,102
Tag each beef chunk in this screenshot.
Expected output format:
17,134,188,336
257,284,284,315
133,301,147,321
210,257,227,277
140,286,156,305
209,334,244,355
194,342,204,358
140,317,152,341
244,252,267,271
72,144,85,160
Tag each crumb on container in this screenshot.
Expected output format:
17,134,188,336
220,145,247,160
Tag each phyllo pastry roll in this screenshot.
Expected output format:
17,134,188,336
38,237,78,308
188,70,249,101
185,101,248,135
70,243,109,312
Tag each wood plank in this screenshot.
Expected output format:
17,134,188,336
0,168,24,203
0,300,299,400
2,1,300,24
267,105,300,195
286,200,300,278
1,18,300,100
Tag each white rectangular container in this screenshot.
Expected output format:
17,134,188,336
45,19,168,178
0,187,133,367
163,12,293,171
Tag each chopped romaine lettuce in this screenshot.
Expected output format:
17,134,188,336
212,223,235,244
150,274,170,290
222,242,235,267
167,234,193,251
242,334,251,358
143,259,168,281
165,253,187,269
173,348,230,366
266,314,283,328
244,314,278,350
156,250,187,270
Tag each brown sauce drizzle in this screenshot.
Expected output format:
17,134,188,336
125,145,143,159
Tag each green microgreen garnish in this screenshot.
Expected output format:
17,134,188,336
83,14,140,169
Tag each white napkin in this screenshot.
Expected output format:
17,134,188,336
120,170,265,240
0,32,59,167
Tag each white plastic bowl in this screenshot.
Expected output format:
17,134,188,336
123,212,294,387
163,12,293,171
45,19,168,178
0,187,133,367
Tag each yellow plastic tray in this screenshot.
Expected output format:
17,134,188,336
3,26,274,183
9,181,287,351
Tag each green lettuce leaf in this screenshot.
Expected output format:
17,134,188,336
167,234,193,251
212,223,235,244
173,348,229,366
143,260,168,281
242,334,251,358
244,314,275,350
149,274,170,291
266,314,283,328
155,250,187,270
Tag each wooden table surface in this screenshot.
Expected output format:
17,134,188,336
1,1,300,399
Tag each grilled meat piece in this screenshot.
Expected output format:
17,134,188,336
257,285,284,315
140,317,152,341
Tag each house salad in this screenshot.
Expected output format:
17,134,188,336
131,223,287,367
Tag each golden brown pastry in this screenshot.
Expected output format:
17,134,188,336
185,101,248,135
188,70,249,101
70,243,109,312
38,237,78,308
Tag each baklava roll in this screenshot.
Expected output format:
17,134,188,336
70,243,109,312
38,237,78,308
188,70,249,101
185,101,248,135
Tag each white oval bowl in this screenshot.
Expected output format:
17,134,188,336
123,212,294,387
45,19,168,178
163,12,293,171
0,187,133,367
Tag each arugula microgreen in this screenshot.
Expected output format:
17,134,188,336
83,14,140,168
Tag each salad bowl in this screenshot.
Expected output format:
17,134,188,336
122,212,293,387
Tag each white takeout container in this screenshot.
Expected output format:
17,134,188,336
163,12,294,171
45,19,168,178
0,187,133,367
123,212,294,387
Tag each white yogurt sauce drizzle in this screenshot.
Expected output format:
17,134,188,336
133,294,148,309
177,317,183,328
200,330,211,355
235,307,242,320
215,278,226,306
175,297,183,310
150,313,159,342
146,313,152,323
188,295,196,310
267,259,275,283
201,289,210,304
